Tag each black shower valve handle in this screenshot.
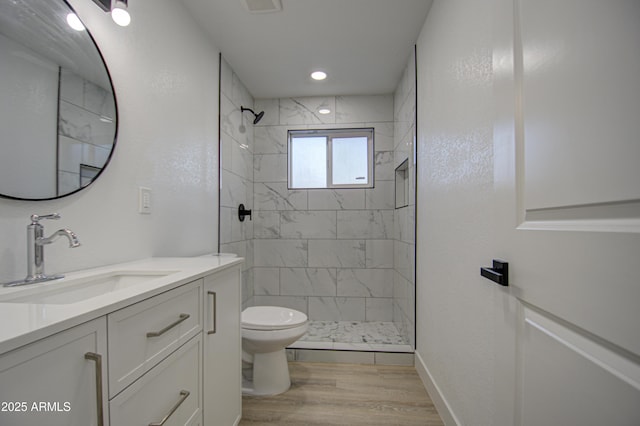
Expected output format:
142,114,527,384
238,204,252,222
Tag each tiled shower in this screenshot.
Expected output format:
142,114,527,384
219,54,416,352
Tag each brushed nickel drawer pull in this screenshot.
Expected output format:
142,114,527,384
207,291,217,335
148,390,190,426
146,313,190,338
84,352,104,426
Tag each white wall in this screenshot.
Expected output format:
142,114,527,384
415,1,496,425
0,0,220,282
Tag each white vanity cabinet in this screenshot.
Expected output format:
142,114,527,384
0,317,109,426
0,258,243,426
203,267,242,426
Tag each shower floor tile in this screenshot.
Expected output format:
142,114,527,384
290,321,413,353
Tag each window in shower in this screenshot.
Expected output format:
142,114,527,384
288,128,374,189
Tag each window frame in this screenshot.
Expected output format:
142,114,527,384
287,127,375,190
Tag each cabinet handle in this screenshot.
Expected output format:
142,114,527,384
84,352,104,426
208,291,217,334
148,390,190,426
146,313,190,338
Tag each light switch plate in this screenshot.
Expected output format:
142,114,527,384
139,187,152,214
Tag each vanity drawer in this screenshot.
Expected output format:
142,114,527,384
108,279,202,398
110,334,202,426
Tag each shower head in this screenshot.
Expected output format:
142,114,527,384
241,106,264,125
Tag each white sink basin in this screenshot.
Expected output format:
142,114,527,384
0,270,177,305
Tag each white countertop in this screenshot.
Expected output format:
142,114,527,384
0,255,243,354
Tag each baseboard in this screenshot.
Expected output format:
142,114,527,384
414,351,460,426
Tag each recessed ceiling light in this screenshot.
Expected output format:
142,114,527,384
318,108,331,115
311,71,327,81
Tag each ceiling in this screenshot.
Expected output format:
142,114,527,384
181,0,433,99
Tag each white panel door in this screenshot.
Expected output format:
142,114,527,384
493,0,640,425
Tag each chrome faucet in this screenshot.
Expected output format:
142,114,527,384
3,213,81,287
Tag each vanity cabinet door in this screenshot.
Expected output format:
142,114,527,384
203,267,242,426
0,318,108,426
109,334,202,426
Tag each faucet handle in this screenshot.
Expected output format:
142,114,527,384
30,213,61,224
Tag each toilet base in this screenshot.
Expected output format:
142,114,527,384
241,348,291,396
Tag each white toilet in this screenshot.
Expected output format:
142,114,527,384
241,306,308,396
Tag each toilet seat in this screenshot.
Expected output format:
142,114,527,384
242,306,308,331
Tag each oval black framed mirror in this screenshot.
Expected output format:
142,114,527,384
0,0,118,200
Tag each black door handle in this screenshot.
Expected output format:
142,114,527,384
480,260,508,286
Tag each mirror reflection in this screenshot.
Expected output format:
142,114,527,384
0,0,117,200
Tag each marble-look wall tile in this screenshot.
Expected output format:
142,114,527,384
254,211,280,239
395,207,416,244
254,239,308,267
59,101,114,147
307,189,365,210
309,297,366,321
391,53,416,348
58,136,83,174
59,69,115,119
220,170,251,209
219,57,255,311
394,240,412,282
254,125,287,154
253,267,280,295
337,210,393,239
58,171,79,194
83,80,115,118
220,94,251,150
335,95,393,123
371,122,394,151
254,154,287,182
374,151,394,181
221,57,252,113
280,97,335,125
219,206,251,244
254,295,309,315
254,98,280,126
242,268,254,307
366,298,393,321
308,240,366,268
221,132,253,179
59,70,84,106
280,211,336,239
366,240,394,269
280,268,337,296
337,268,393,298
242,94,401,327
365,180,395,210
254,182,307,211
220,240,253,271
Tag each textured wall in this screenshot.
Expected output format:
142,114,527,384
0,0,220,282
415,0,496,424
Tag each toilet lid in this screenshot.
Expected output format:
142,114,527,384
242,306,308,330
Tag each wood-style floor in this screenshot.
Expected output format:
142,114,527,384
239,362,445,426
